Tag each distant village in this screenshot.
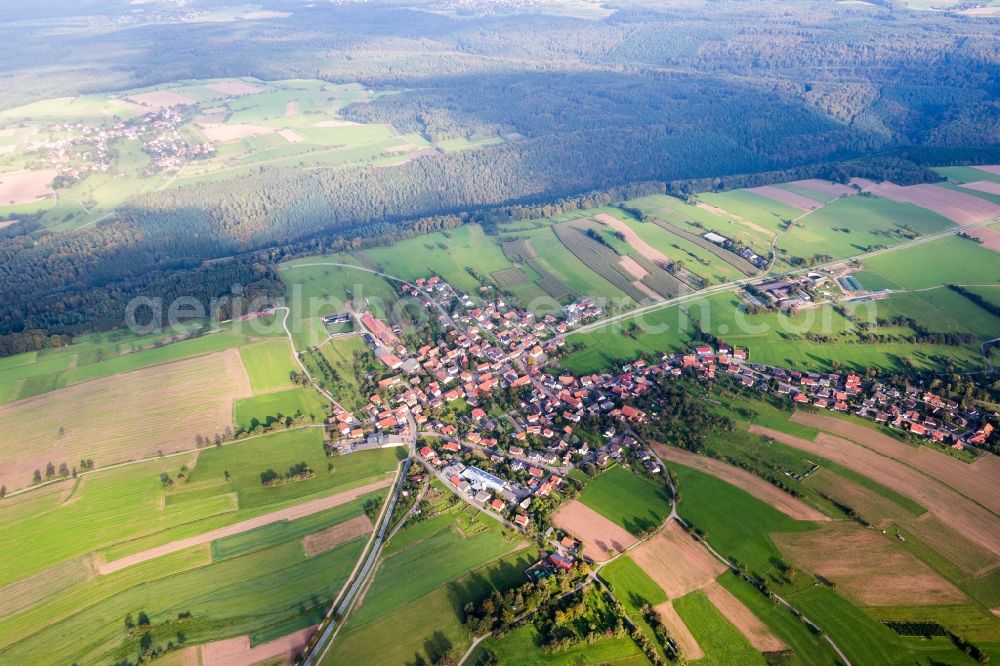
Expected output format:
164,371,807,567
26,106,213,184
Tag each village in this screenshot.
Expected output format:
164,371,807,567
25,106,214,184
309,271,995,580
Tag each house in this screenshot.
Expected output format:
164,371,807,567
515,514,530,528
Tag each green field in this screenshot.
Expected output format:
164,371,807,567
673,589,767,666
577,465,672,535
0,326,267,405
240,339,297,393
327,501,529,665
473,622,648,666
863,236,1000,289
233,386,330,429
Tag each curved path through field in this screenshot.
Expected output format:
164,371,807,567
96,477,392,575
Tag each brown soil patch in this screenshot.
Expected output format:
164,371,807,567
805,468,910,529
632,280,661,301
0,169,56,205
703,581,787,652
976,165,1000,176
749,425,1000,560
788,179,858,198
303,514,373,556
285,101,299,117
630,522,726,598
278,129,305,144
552,500,637,562
790,413,1000,516
198,122,275,142
652,444,829,521
654,601,702,660
206,80,265,96
126,90,197,107
618,255,649,279
773,522,966,606
200,624,315,666
867,182,1000,225
99,478,391,574
594,213,670,265
966,227,1000,252
0,349,252,492
746,185,821,211
962,181,1000,197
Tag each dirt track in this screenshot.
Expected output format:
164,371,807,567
750,425,1000,558
594,213,670,265
651,444,829,521
552,500,636,562
790,413,1000,516
98,478,391,574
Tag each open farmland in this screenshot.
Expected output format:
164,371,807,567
577,464,673,534
750,426,1000,561
746,184,823,211
790,412,1000,516
772,522,966,606
862,181,1000,225
702,581,787,652
0,168,56,205
0,349,252,491
674,589,768,666
551,500,637,561
240,338,297,394
99,478,390,574
629,521,727,598
650,443,830,521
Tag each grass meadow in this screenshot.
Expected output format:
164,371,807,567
578,465,672,535
673,589,767,666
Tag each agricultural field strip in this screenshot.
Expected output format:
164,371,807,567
563,213,1000,340
652,219,758,275
749,425,1000,559
650,444,830,521
790,412,1000,516
98,478,392,574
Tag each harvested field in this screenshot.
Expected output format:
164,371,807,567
772,522,966,606
303,514,373,556
552,500,637,561
279,129,305,143
629,521,726,598
866,182,1000,225
804,469,916,528
552,222,651,303
99,478,391,574
788,179,858,198
654,601,703,659
0,168,56,205
790,412,1000,516
491,267,530,288
0,557,93,619
198,122,274,142
285,101,299,117
126,90,197,107
200,625,315,666
749,425,1000,559
0,349,252,492
746,185,821,211
206,80,264,96
632,279,662,300
976,165,1000,176
594,212,670,264
652,444,830,521
962,181,1000,196
619,255,649,279
967,226,1000,252
501,238,537,262
702,581,787,652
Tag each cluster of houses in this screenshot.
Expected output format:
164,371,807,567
322,272,994,534
26,106,213,182
742,273,828,312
